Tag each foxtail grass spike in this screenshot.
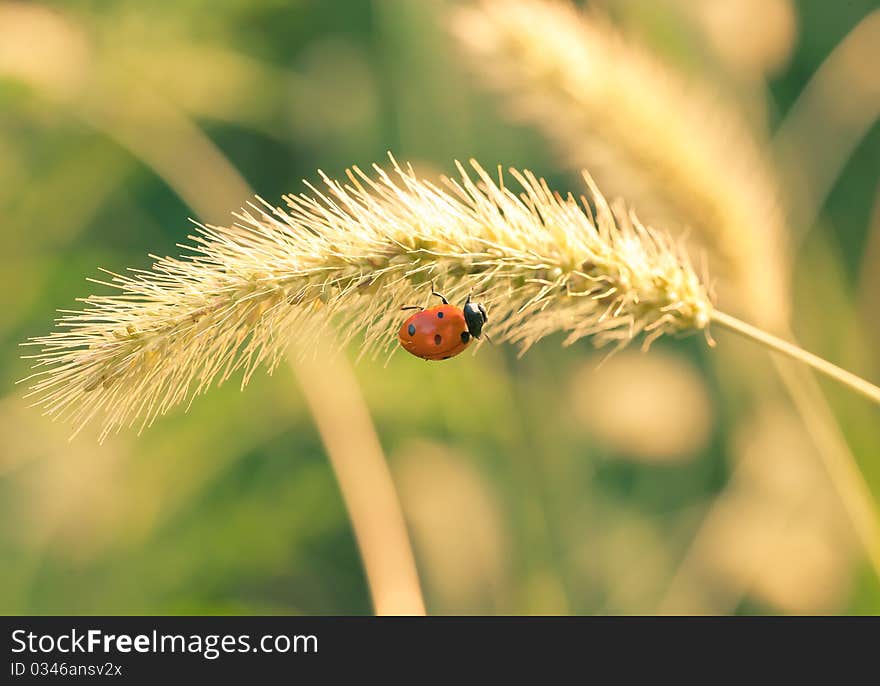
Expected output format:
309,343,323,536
21,157,714,441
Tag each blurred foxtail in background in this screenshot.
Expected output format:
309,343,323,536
452,0,880,600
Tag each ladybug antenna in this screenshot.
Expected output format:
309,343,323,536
483,332,494,345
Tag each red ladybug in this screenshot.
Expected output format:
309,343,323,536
398,289,488,361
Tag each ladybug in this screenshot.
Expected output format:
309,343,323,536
398,289,489,361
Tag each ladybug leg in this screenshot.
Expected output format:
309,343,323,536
429,280,449,305
400,305,423,311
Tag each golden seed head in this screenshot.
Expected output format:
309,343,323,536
22,157,714,440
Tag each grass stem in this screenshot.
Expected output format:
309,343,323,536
712,310,880,405
289,348,426,615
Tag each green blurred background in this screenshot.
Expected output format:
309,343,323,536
1,0,878,615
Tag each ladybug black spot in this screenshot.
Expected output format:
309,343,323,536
407,324,416,336
434,334,442,345
437,311,444,318
460,331,470,344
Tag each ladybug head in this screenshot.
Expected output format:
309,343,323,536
462,295,488,339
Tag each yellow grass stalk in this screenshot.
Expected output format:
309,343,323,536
290,348,425,615
774,9,880,239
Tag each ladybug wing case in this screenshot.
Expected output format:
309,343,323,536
398,305,471,360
